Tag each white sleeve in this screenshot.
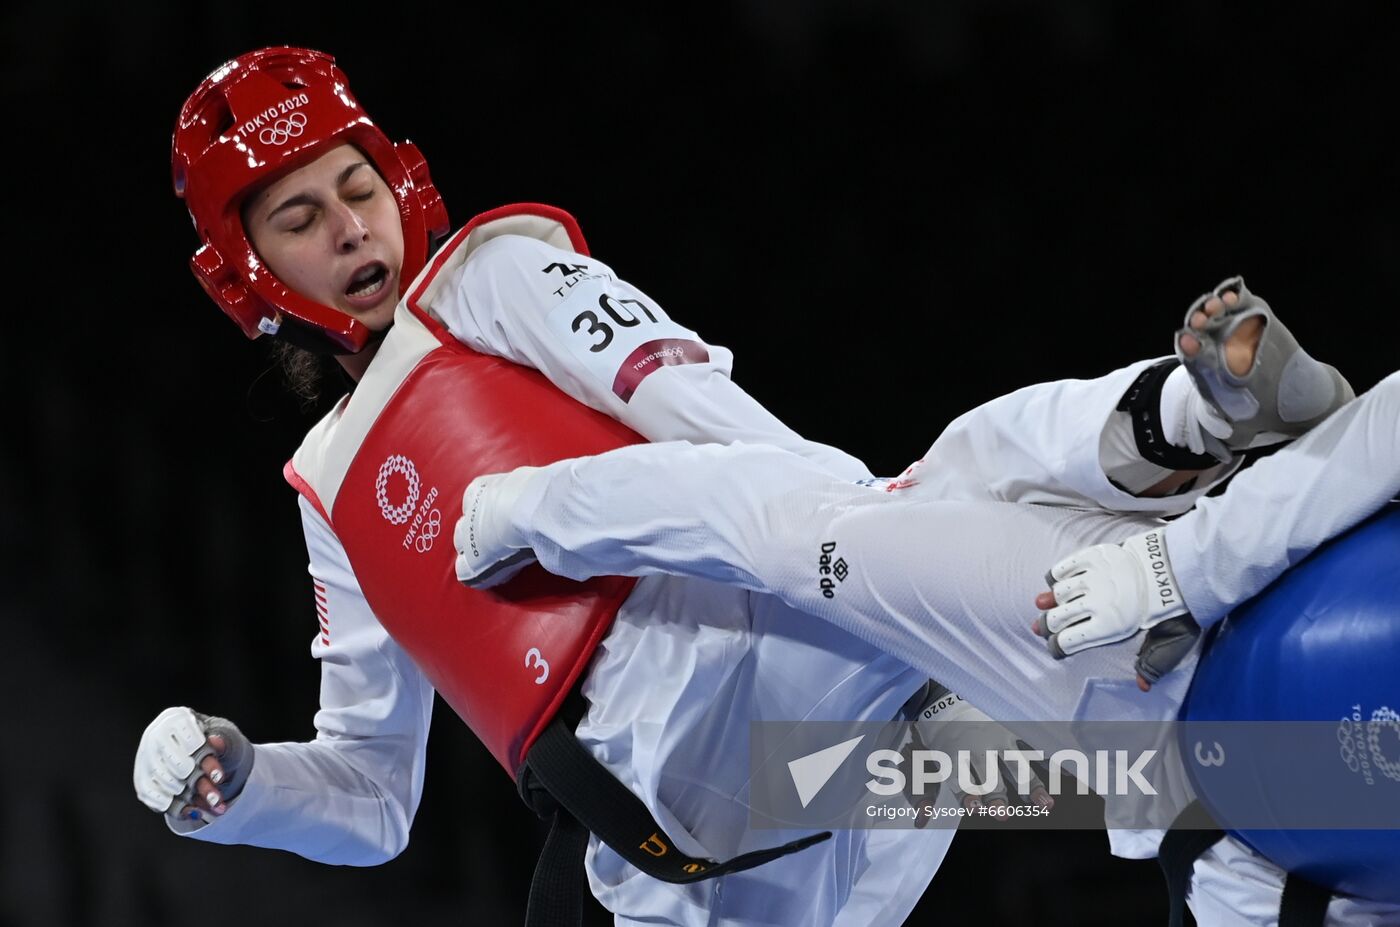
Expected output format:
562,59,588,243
432,234,871,481
1166,371,1400,627
170,496,436,866
505,441,1169,725
915,358,1236,516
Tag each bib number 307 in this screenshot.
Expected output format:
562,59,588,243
572,294,659,353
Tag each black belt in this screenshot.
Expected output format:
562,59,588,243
516,700,830,926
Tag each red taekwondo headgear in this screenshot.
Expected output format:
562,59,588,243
172,47,450,354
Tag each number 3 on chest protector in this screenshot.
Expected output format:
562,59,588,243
525,647,550,685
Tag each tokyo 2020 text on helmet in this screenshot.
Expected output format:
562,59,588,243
172,46,449,354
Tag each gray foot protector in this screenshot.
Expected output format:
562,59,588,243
1176,276,1354,454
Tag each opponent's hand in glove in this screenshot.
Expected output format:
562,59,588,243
1032,530,1201,691
454,467,543,589
903,684,1053,822
133,707,254,828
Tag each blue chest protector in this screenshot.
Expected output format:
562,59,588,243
1181,502,1400,904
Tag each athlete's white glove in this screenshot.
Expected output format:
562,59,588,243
454,467,543,589
1035,530,1203,690
133,707,253,828
903,684,1052,822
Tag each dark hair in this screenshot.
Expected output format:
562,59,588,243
268,338,333,408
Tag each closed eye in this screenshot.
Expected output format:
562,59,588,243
287,212,317,234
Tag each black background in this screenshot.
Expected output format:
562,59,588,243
3,2,1397,925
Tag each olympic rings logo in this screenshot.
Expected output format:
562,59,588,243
376,455,421,525
1338,718,1361,773
259,111,307,146
414,510,442,553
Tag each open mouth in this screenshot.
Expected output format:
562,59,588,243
345,262,390,300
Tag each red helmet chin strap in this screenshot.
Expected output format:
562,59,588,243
173,47,449,354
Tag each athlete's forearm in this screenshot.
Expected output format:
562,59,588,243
514,441,847,590
171,739,416,865
1165,371,1400,627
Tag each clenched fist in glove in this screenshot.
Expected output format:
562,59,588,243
1033,530,1202,691
133,707,254,829
902,683,1053,822
454,466,544,589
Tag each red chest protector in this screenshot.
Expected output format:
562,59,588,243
285,206,828,904
284,204,641,778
